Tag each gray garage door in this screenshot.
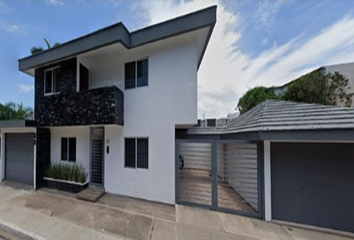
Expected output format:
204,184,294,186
5,133,34,186
271,142,354,233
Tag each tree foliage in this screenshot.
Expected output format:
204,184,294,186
282,70,353,107
237,86,279,114
0,102,34,120
30,38,60,55
237,70,354,114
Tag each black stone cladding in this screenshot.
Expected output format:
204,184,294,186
34,57,124,127
36,128,51,189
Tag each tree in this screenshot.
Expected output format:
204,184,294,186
30,38,60,55
282,70,353,107
237,70,354,115
237,86,278,114
0,102,33,120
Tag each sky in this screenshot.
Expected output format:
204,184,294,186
1,0,354,118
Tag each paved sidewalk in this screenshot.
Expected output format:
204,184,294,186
0,185,352,240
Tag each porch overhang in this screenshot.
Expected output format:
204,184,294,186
0,120,36,129
19,6,217,75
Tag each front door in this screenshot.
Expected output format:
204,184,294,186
90,127,104,186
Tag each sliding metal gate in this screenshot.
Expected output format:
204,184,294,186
176,140,263,218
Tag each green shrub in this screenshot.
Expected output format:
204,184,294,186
45,163,87,183
237,86,279,114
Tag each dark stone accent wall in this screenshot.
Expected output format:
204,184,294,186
36,128,51,189
34,57,124,126
42,179,88,193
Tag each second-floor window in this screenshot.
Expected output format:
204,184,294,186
44,66,61,95
125,59,148,89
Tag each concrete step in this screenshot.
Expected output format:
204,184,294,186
76,186,105,202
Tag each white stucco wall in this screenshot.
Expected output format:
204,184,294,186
50,127,90,174
86,34,199,204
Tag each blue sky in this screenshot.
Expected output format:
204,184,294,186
1,0,354,117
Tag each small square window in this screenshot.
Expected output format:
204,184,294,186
124,59,148,89
125,138,148,169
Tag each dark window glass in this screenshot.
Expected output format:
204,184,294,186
80,64,89,91
125,138,136,168
137,59,148,87
207,119,216,127
53,68,61,93
69,138,76,162
137,138,148,169
125,62,136,89
45,70,52,94
61,138,68,161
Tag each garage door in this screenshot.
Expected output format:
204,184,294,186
5,133,34,186
271,142,354,233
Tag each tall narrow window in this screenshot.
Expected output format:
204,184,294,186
80,64,89,91
125,62,136,89
61,137,76,162
44,66,61,95
125,138,148,169
137,138,149,169
61,138,68,161
137,59,148,87
125,59,148,89
125,138,136,168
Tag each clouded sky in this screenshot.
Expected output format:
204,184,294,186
1,0,354,118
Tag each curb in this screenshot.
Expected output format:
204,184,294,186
0,219,48,240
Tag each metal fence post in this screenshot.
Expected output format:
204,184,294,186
212,140,218,209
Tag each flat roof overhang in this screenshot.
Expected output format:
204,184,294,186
0,120,36,129
182,129,354,142
19,6,217,75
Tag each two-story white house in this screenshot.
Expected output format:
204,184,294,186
0,6,217,204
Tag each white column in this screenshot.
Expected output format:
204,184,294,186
264,141,272,221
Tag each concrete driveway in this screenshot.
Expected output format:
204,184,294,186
0,185,352,240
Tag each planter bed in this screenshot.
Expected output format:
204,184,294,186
43,177,89,193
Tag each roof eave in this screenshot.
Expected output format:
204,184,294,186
18,5,217,74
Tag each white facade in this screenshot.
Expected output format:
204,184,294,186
48,31,200,204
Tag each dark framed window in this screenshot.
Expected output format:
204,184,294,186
125,62,136,89
137,59,148,87
44,66,61,95
61,137,76,162
125,138,148,169
125,138,136,168
125,59,148,89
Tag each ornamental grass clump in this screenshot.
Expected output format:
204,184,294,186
46,163,87,183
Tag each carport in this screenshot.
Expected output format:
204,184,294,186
182,100,354,233
0,120,36,188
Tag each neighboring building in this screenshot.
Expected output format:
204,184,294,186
180,100,354,233
272,62,354,106
0,6,217,204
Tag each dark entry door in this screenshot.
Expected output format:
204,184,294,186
271,142,354,232
90,128,104,186
5,133,34,186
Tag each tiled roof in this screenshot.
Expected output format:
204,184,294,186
189,100,354,134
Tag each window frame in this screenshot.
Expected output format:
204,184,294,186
124,137,149,170
61,137,76,162
44,66,61,96
124,57,149,90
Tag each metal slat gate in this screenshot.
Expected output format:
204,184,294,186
90,128,104,186
176,140,263,218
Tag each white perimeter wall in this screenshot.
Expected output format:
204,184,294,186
77,33,199,204
50,127,90,174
